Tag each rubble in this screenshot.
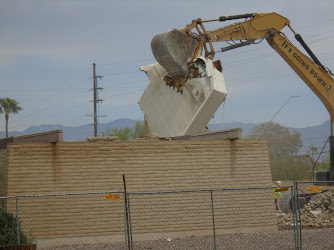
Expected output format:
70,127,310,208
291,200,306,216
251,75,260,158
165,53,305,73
277,190,334,228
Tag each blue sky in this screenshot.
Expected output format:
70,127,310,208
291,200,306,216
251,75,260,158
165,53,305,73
1,0,334,133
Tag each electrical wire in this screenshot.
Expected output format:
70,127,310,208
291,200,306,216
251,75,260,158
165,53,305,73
312,138,330,181
98,58,154,66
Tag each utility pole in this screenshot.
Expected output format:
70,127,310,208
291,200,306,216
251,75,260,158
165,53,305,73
93,63,98,137
87,63,106,137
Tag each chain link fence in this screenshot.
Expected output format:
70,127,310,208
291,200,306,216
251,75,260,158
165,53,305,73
127,187,298,250
127,190,215,249
1,191,127,249
1,183,334,249
286,181,334,250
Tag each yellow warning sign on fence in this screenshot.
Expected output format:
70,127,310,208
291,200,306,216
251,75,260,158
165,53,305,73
308,187,322,193
105,193,120,202
274,187,289,192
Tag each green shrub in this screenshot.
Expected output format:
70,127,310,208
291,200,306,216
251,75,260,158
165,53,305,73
0,206,29,245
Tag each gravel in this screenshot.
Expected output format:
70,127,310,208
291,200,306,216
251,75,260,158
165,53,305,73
44,227,334,250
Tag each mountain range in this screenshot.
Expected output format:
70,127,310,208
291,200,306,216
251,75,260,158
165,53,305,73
0,119,330,155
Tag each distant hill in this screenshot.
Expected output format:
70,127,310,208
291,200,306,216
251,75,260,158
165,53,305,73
298,120,331,156
0,119,330,155
0,118,137,141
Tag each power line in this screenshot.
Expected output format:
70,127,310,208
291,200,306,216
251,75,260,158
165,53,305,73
98,58,154,66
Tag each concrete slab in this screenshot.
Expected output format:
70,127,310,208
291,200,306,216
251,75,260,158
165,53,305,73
138,57,227,137
159,128,242,141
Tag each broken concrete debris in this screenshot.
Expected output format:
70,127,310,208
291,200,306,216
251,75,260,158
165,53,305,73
277,189,334,227
138,57,227,138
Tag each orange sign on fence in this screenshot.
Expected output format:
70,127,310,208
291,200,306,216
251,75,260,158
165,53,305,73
105,193,121,201
308,186,322,193
274,187,289,192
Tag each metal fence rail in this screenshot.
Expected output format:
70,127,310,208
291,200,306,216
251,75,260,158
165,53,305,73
2,183,333,250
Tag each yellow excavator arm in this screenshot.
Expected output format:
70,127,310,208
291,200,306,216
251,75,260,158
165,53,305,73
267,32,334,119
151,12,334,119
151,12,334,182
178,12,290,59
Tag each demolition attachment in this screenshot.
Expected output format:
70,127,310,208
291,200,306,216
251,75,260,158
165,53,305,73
151,30,198,78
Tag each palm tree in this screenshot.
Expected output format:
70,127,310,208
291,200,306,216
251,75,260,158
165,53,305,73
0,98,22,138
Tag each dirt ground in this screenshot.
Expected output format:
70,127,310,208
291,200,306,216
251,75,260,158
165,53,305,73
44,227,334,250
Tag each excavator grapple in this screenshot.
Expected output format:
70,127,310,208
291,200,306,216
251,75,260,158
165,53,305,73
151,30,198,77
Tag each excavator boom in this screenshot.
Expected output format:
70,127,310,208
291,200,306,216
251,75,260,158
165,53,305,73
152,13,334,181
150,12,334,182
267,33,334,119
151,12,334,119
151,12,290,77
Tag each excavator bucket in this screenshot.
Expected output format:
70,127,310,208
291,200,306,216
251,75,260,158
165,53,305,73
151,30,198,77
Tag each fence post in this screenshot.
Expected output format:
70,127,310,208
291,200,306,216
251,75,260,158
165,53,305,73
123,175,131,250
123,192,128,250
128,194,133,250
291,184,297,249
295,182,302,250
210,191,217,250
15,197,20,244
293,180,302,250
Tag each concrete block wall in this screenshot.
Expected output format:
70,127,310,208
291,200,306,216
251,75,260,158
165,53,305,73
0,149,7,199
0,140,276,244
